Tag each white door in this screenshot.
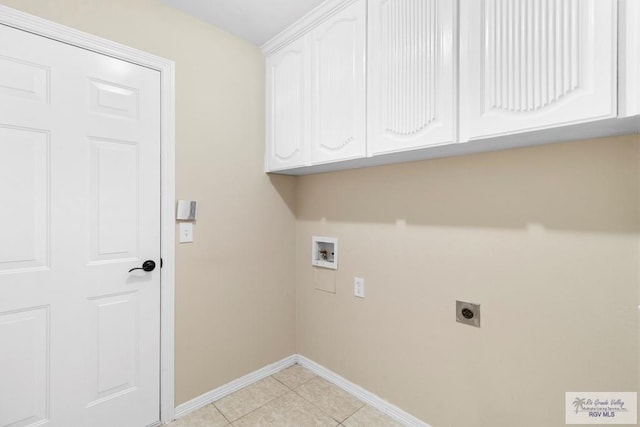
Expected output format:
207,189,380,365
309,0,366,165
265,35,310,171
459,0,617,141
368,0,455,155
0,23,161,427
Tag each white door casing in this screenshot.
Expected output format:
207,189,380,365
459,0,617,141
368,0,456,155
0,6,176,426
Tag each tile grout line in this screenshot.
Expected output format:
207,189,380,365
290,377,366,425
296,355,429,426
210,402,232,425
270,373,294,390
171,356,426,426
290,379,338,421
173,354,297,421
291,386,337,423
216,376,290,425
225,398,270,426
341,404,367,426
227,379,335,427
271,367,355,425
271,368,343,423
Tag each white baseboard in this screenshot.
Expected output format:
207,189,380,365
173,354,297,419
172,353,430,427
296,355,431,427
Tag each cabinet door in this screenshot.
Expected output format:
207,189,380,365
619,0,640,117
310,0,366,164
265,36,309,171
460,0,617,141
368,0,455,155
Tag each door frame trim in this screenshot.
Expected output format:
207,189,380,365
0,5,177,423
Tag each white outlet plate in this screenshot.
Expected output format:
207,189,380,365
354,277,364,298
179,222,193,243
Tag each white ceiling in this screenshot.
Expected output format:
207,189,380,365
161,0,326,46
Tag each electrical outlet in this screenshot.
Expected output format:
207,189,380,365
179,223,193,243
354,277,364,298
456,300,480,327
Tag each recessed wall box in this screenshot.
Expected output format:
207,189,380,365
312,236,338,270
176,200,198,221
456,300,481,328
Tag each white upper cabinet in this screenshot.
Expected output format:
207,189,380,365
619,0,640,117
263,0,636,175
309,0,366,164
265,35,309,171
368,0,455,155
459,0,618,141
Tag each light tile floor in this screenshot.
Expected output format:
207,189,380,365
169,364,404,426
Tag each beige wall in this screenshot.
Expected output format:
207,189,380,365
0,0,297,405
296,135,640,427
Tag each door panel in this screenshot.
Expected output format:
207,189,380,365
460,0,617,140
88,79,139,120
0,126,49,272
266,36,309,171
0,23,160,427
87,291,139,406
89,137,139,263
368,0,455,154
310,0,366,164
0,55,49,104
0,306,49,427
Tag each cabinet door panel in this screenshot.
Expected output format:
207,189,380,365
619,0,640,117
266,36,309,171
460,0,617,141
310,0,366,164
368,0,455,155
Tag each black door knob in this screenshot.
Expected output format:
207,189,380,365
128,260,156,273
